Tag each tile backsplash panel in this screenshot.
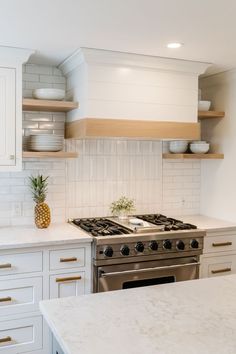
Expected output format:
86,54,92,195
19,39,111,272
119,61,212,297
0,63,201,226
66,140,163,218
66,140,201,219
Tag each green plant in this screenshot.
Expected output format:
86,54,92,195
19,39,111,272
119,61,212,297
29,175,49,203
110,196,135,216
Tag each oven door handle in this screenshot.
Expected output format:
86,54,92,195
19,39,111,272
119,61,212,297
100,262,200,277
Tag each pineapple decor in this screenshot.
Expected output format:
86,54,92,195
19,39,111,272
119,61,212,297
29,175,51,229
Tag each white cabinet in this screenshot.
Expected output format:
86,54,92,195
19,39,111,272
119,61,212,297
50,271,85,299
0,276,43,316
0,242,91,354
0,316,43,354
0,68,15,167
0,47,33,171
200,230,236,279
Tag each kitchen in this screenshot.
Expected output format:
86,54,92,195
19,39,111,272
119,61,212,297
0,1,236,353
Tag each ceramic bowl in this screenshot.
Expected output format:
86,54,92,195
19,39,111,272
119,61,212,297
198,100,211,111
169,141,188,153
33,88,65,100
190,143,210,154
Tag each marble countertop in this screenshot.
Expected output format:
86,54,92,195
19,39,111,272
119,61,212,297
0,223,92,249
177,214,236,233
40,274,236,354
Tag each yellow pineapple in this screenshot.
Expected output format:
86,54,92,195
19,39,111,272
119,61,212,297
29,175,51,229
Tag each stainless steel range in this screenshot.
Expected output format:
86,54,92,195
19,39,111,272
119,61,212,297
70,214,205,292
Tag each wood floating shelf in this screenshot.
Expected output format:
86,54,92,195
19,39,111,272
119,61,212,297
23,151,78,158
163,153,224,160
198,111,225,119
22,98,78,112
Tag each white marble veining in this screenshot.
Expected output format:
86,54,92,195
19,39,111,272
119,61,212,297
40,275,236,354
0,223,92,249
178,214,236,232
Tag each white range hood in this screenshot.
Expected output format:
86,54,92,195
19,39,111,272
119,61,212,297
59,48,210,139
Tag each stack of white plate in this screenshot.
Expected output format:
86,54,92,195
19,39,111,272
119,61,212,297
28,134,64,152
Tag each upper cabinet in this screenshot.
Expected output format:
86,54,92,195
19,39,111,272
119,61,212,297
0,68,15,167
0,46,33,171
60,48,210,140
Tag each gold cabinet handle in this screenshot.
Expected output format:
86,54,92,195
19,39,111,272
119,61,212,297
56,276,82,283
211,267,232,274
0,263,11,269
60,257,78,263
212,242,232,247
0,297,12,303
0,336,12,344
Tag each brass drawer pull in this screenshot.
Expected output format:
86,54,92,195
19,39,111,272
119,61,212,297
0,263,11,269
0,336,12,343
211,267,232,274
0,297,12,303
60,257,78,263
212,242,232,247
56,275,82,283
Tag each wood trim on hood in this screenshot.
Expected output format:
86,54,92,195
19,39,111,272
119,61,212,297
65,118,200,140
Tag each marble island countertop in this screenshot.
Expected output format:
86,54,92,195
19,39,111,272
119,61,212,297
0,223,92,249
40,274,236,354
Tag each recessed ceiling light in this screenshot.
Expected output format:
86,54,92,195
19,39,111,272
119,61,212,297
167,42,183,49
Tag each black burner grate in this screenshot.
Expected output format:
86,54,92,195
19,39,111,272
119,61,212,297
136,214,197,231
72,218,131,236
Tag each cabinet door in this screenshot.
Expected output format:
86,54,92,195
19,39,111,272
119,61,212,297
0,67,16,167
200,254,236,278
50,272,85,299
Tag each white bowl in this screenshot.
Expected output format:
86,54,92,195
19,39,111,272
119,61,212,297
192,140,207,144
198,100,211,111
169,141,188,153
190,143,210,154
33,89,65,100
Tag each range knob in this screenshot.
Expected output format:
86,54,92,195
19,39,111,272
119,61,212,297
163,239,172,250
176,240,185,251
103,246,113,257
149,241,158,251
120,245,130,256
135,242,145,253
190,239,199,249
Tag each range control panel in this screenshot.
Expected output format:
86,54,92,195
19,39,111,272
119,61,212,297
96,238,203,260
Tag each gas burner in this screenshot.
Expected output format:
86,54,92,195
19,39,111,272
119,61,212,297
136,214,197,231
72,218,131,236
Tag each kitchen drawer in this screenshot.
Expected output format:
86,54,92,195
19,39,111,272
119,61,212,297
50,271,85,298
200,254,236,278
0,316,42,353
49,247,85,271
0,251,42,276
0,277,42,317
203,234,236,254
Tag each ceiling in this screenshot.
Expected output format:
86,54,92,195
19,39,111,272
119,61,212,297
0,0,235,75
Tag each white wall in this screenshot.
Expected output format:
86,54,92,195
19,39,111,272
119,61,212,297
0,63,201,227
200,70,236,222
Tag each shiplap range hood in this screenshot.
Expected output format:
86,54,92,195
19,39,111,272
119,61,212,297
59,48,210,139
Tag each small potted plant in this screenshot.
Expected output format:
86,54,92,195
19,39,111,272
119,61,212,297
110,196,135,220
29,174,51,229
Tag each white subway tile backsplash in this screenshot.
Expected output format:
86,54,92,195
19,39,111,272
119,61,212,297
26,65,53,75
39,75,66,84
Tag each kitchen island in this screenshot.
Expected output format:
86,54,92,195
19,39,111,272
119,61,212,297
40,274,236,354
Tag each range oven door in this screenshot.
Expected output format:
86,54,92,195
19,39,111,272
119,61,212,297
96,257,200,292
